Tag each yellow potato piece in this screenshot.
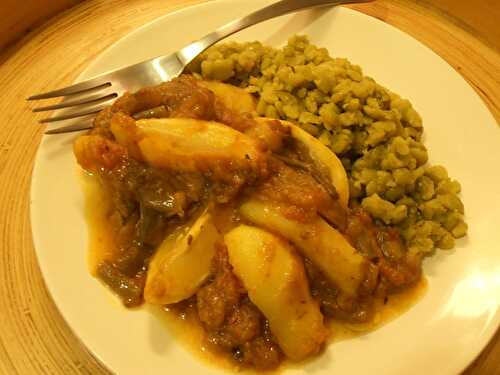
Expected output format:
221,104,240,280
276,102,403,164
137,118,264,172
255,117,349,208
239,200,366,296
225,225,327,361
111,117,265,174
198,80,256,114
144,210,219,305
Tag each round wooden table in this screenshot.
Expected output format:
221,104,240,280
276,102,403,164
0,1,498,374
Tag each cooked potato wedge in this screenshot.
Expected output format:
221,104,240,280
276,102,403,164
198,80,256,114
225,225,327,360
255,117,349,208
239,200,366,296
144,210,219,305
110,117,266,175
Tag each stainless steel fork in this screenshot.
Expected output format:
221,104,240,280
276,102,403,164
29,0,373,134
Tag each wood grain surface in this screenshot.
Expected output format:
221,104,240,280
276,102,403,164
0,1,498,374
418,0,500,51
0,0,83,50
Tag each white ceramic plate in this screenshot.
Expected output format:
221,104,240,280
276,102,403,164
31,1,500,374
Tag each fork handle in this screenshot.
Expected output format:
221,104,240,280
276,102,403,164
176,0,372,65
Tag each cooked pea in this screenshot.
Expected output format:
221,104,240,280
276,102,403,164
452,221,468,238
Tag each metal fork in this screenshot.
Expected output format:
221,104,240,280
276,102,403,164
29,0,373,134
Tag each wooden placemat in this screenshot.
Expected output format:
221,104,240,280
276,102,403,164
0,1,498,374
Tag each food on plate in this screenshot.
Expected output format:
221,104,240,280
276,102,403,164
239,200,366,297
74,37,466,371
189,35,467,255
144,208,219,305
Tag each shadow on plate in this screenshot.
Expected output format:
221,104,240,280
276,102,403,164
264,7,332,46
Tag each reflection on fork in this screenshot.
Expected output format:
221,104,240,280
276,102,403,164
27,0,374,134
